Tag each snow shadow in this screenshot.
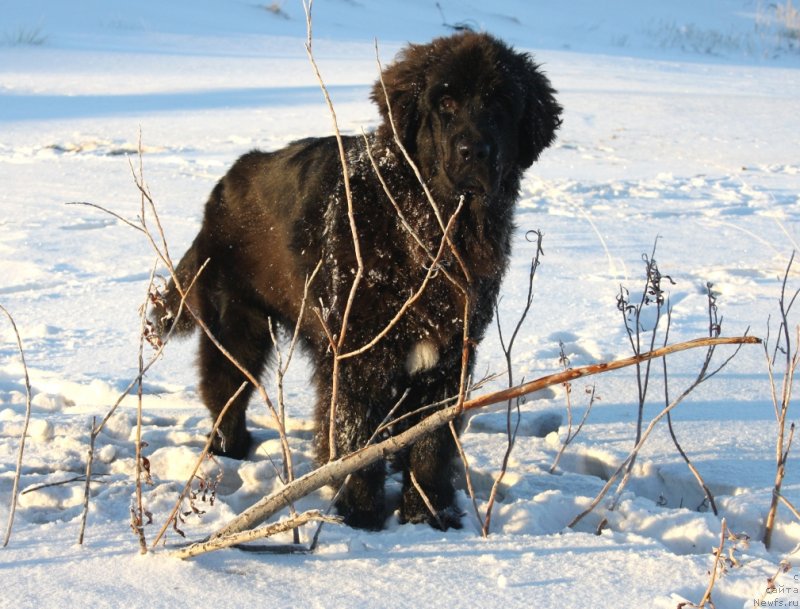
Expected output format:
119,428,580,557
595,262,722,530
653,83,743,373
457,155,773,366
0,84,367,122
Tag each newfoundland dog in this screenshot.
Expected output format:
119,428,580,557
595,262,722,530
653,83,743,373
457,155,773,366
154,31,561,530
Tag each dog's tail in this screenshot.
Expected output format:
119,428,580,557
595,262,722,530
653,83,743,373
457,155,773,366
150,238,202,338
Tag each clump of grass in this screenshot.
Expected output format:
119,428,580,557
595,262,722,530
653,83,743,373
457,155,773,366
264,2,289,20
776,0,800,40
757,0,800,53
4,26,47,47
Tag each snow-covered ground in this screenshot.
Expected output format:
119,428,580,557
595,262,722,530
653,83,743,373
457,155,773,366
1,1,800,607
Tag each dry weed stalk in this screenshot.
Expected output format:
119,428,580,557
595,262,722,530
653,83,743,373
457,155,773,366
302,0,365,462
678,519,728,609
150,382,248,548
1,304,32,548
549,344,596,474
618,243,673,466
131,262,159,554
482,230,543,536
763,252,799,550
78,416,97,545
663,294,719,515
678,521,750,609
596,246,721,530
299,15,476,545
568,329,751,530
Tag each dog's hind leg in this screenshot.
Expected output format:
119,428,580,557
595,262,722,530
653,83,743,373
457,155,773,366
197,294,272,459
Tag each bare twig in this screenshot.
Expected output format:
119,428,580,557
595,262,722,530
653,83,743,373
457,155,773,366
617,242,673,475
550,380,596,474
78,416,97,545
373,39,472,286
764,253,799,549
302,0,363,462
150,382,249,549
449,420,484,530
132,261,159,554
338,196,466,361
663,297,719,515
698,518,727,608
776,491,800,522
409,470,445,529
267,260,322,543
1,305,32,548
74,254,209,544
483,231,542,536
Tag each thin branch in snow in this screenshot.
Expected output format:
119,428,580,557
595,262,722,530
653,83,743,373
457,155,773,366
483,230,542,536
150,381,249,549
1,304,32,548
663,296,718,516
763,252,799,550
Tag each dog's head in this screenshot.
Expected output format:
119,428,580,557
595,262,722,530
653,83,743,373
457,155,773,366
372,32,562,198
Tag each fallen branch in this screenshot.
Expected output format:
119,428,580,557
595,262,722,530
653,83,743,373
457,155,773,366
172,510,341,560
206,334,758,543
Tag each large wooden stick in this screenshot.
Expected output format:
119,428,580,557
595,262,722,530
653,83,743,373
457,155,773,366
207,335,759,541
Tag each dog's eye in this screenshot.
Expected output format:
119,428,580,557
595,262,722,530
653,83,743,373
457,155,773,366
439,95,458,115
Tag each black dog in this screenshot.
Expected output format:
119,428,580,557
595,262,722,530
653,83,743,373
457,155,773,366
154,32,561,530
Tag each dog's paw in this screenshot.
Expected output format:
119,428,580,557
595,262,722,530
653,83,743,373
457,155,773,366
209,429,253,460
399,504,464,531
336,503,387,531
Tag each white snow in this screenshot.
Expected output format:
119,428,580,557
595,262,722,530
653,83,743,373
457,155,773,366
2,1,800,607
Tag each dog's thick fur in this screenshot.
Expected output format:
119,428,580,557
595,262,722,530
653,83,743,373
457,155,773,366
155,32,561,530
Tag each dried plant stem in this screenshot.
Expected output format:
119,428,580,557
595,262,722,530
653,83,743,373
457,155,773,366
268,260,322,543
663,307,718,515
150,382,248,549
409,470,444,529
303,0,363,462
450,421,484,530
1,305,32,548
338,196,466,361
698,518,727,608
550,384,595,474
764,254,799,549
373,41,471,285
205,335,756,543
776,491,800,522
78,417,97,545
74,256,209,545
132,262,158,554
666,409,718,514
483,233,542,536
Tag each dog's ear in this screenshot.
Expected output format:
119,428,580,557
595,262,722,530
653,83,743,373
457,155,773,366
517,57,562,169
371,45,428,153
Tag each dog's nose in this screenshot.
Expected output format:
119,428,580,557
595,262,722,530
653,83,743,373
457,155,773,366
458,140,490,163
